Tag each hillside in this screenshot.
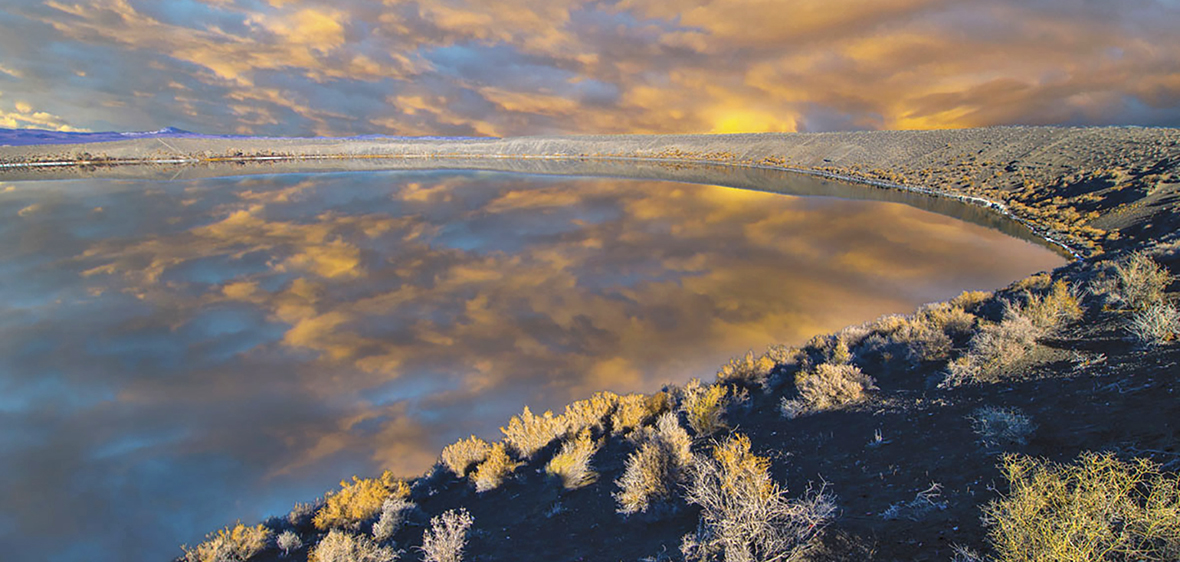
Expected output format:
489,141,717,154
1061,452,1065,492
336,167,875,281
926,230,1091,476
3,127,1179,561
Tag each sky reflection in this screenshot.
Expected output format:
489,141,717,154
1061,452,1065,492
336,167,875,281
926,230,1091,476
0,171,1064,562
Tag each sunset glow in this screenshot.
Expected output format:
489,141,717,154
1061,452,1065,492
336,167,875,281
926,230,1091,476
0,0,1177,136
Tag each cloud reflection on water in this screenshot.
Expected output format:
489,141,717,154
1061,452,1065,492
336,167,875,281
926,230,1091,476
0,171,1064,561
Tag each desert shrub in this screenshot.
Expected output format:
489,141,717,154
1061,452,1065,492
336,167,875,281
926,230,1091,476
981,452,1180,562
970,407,1036,451
951,290,993,312
780,363,876,419
681,434,836,562
470,442,522,493
1128,302,1179,346
372,497,414,542
277,531,303,557
1014,273,1053,292
1114,252,1172,309
309,529,400,562
501,406,565,459
941,306,1042,387
288,500,322,527
440,436,492,477
615,413,693,514
562,391,619,437
420,509,474,562
314,472,411,530
611,393,659,436
763,344,799,366
681,378,729,436
1020,280,1082,332
716,350,777,386
183,522,272,562
919,301,978,337
546,429,601,489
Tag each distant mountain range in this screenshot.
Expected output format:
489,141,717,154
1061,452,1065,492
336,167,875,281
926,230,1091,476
0,127,486,146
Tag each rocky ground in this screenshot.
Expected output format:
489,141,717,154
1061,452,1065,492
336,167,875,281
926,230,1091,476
3,126,1179,561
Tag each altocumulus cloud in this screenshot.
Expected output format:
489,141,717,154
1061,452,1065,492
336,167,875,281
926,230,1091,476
0,0,1177,136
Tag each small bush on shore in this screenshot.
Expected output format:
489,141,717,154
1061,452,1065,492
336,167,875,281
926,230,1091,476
615,413,693,514
309,529,400,562
680,378,729,436
1114,251,1172,309
1020,280,1082,332
440,436,492,477
982,452,1180,562
781,363,877,419
420,509,474,562
314,472,411,530
183,522,272,562
501,406,565,459
471,442,522,493
681,434,836,562
942,305,1042,387
546,429,601,489
1128,302,1179,346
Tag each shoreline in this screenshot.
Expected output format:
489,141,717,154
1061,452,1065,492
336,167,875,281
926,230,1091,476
4,126,1178,258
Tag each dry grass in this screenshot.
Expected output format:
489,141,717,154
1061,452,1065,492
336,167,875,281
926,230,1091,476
546,429,602,489
681,434,836,562
781,363,877,419
501,406,566,459
440,436,492,478
680,378,729,436
615,413,693,515
309,529,400,562
716,350,777,387
420,509,474,562
313,472,411,531
183,522,272,562
470,443,522,493
982,452,1180,561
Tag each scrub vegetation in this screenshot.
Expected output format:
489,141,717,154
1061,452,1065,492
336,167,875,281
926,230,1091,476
167,124,1180,562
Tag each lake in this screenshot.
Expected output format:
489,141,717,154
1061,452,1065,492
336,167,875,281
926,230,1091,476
0,167,1065,562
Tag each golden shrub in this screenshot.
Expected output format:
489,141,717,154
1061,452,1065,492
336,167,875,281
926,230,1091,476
610,393,653,436
1021,280,1082,333
183,522,272,562
1115,251,1172,309
308,529,399,562
680,379,729,436
562,391,619,437
470,443,522,493
782,363,876,418
546,429,601,489
440,435,492,477
716,351,776,386
614,413,693,514
501,406,565,459
983,452,1180,562
313,471,411,530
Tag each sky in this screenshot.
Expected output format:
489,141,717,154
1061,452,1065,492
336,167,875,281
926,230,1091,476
0,170,1065,561
0,0,1179,137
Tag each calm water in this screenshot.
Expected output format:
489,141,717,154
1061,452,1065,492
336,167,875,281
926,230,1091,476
0,170,1064,562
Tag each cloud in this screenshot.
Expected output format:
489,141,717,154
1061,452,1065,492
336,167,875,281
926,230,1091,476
0,0,1175,135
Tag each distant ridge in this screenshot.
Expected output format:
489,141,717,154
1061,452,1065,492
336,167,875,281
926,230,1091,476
0,126,487,147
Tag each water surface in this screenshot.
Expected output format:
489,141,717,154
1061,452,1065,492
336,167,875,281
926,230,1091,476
0,170,1064,562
